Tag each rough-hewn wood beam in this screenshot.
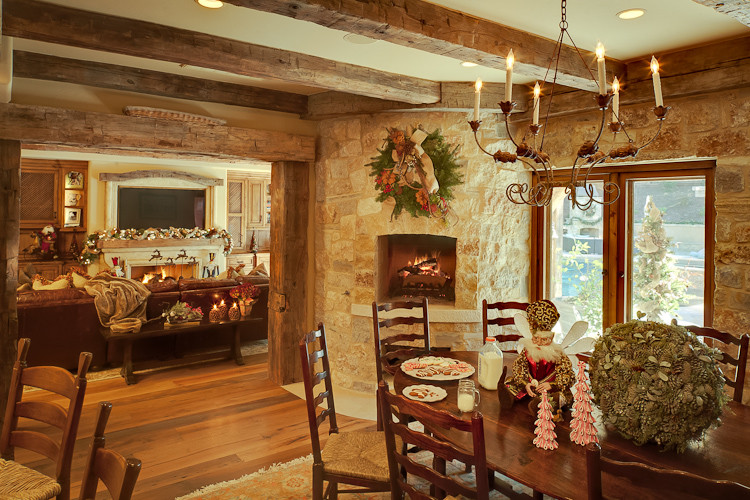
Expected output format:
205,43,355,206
512,37,750,122
306,82,529,119
13,51,309,116
691,0,750,26
2,0,440,104
0,103,315,163
99,170,224,186
226,0,626,92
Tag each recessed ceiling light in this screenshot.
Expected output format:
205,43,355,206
196,0,223,8
461,61,478,68
617,8,645,20
343,33,376,45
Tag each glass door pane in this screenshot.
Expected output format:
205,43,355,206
546,183,605,336
628,178,706,325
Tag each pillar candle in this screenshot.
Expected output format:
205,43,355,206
474,78,482,121
650,56,663,107
612,76,620,122
596,43,606,95
505,49,514,102
532,82,540,126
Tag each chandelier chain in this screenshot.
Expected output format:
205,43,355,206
560,0,568,30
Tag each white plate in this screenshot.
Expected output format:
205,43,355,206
400,356,475,381
402,384,447,402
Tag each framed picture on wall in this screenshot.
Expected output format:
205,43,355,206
64,171,84,189
65,190,83,207
63,207,82,227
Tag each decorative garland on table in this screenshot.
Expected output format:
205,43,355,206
78,227,234,266
368,127,463,222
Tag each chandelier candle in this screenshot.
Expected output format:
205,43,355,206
532,82,541,126
651,56,663,107
505,49,514,102
596,43,607,95
612,77,620,122
474,78,482,121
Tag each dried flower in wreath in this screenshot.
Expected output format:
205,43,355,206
590,320,728,452
368,127,463,223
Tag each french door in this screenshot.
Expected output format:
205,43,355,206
532,160,715,334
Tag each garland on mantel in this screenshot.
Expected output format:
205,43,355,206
78,227,234,266
368,127,463,222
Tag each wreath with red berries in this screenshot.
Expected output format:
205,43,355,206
368,127,463,221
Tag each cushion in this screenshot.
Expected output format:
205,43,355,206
146,278,179,294
321,430,391,482
66,267,91,288
17,283,32,292
249,262,269,277
0,458,62,499
18,269,32,286
32,275,70,291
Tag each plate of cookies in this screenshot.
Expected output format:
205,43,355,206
402,384,447,402
400,356,475,381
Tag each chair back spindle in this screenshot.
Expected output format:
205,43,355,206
684,325,748,403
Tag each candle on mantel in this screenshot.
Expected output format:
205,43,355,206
650,56,663,107
505,49,514,102
474,78,483,121
612,76,620,122
532,82,541,126
596,42,607,95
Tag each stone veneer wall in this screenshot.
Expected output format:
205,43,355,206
538,87,750,402
315,111,530,392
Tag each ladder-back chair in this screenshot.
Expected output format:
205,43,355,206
586,442,750,499
79,402,142,500
372,298,431,383
299,323,391,500
0,338,92,500
482,299,529,349
685,325,748,403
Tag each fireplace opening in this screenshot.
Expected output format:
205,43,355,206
377,234,457,304
130,264,198,283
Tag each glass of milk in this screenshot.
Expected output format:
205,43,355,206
457,379,480,413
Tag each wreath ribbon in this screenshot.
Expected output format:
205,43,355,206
390,129,440,194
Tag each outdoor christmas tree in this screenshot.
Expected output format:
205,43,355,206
533,389,558,450
570,360,599,446
632,196,688,321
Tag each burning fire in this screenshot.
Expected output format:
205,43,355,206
399,253,450,278
141,267,169,284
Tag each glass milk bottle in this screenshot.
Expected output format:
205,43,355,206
477,337,503,390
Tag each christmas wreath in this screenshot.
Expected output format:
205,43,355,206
78,227,234,266
368,127,463,221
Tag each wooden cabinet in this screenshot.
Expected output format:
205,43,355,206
227,172,271,251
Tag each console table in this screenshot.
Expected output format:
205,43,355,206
102,316,261,384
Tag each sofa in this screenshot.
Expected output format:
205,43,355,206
16,275,269,371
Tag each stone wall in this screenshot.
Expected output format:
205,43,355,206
538,86,750,402
315,111,530,391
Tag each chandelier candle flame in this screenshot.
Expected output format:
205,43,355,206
468,0,670,210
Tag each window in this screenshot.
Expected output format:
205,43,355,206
532,160,715,334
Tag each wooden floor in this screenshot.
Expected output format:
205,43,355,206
16,349,376,499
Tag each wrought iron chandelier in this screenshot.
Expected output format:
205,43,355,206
469,0,669,210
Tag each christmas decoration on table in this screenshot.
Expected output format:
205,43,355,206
77,227,234,266
162,301,203,325
209,304,222,323
497,300,594,414
590,320,728,452
632,196,689,322
570,360,599,446
230,282,261,316
28,225,59,259
533,388,558,451
368,127,463,223
228,302,241,321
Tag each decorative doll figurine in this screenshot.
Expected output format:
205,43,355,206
498,299,593,414
37,225,59,259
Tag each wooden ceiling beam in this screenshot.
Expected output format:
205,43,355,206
12,51,309,116
226,0,626,92
2,0,440,105
0,103,315,163
690,1,750,27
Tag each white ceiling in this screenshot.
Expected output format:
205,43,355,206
19,0,750,93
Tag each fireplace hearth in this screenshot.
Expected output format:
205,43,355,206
377,234,457,303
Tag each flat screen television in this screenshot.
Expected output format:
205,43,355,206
118,187,206,229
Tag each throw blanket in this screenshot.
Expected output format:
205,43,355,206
85,274,151,333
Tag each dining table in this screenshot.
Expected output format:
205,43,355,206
393,350,750,500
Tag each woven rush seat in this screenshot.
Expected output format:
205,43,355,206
320,430,392,482
0,459,62,500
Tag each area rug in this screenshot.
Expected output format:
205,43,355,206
176,452,530,499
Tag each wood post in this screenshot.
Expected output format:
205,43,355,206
268,161,310,385
0,140,20,431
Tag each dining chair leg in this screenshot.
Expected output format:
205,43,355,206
533,489,544,499
312,463,324,500
329,481,338,500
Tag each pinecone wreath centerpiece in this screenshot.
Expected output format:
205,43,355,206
590,320,728,452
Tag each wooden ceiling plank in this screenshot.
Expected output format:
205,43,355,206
0,102,315,163
13,51,309,115
690,0,750,27
225,0,627,92
2,0,440,104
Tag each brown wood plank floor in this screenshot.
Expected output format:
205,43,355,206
15,350,376,499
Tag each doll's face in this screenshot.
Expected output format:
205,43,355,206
532,333,553,346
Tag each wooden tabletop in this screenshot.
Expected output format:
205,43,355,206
101,316,261,341
394,350,750,500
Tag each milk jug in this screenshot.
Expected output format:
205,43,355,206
477,337,503,390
